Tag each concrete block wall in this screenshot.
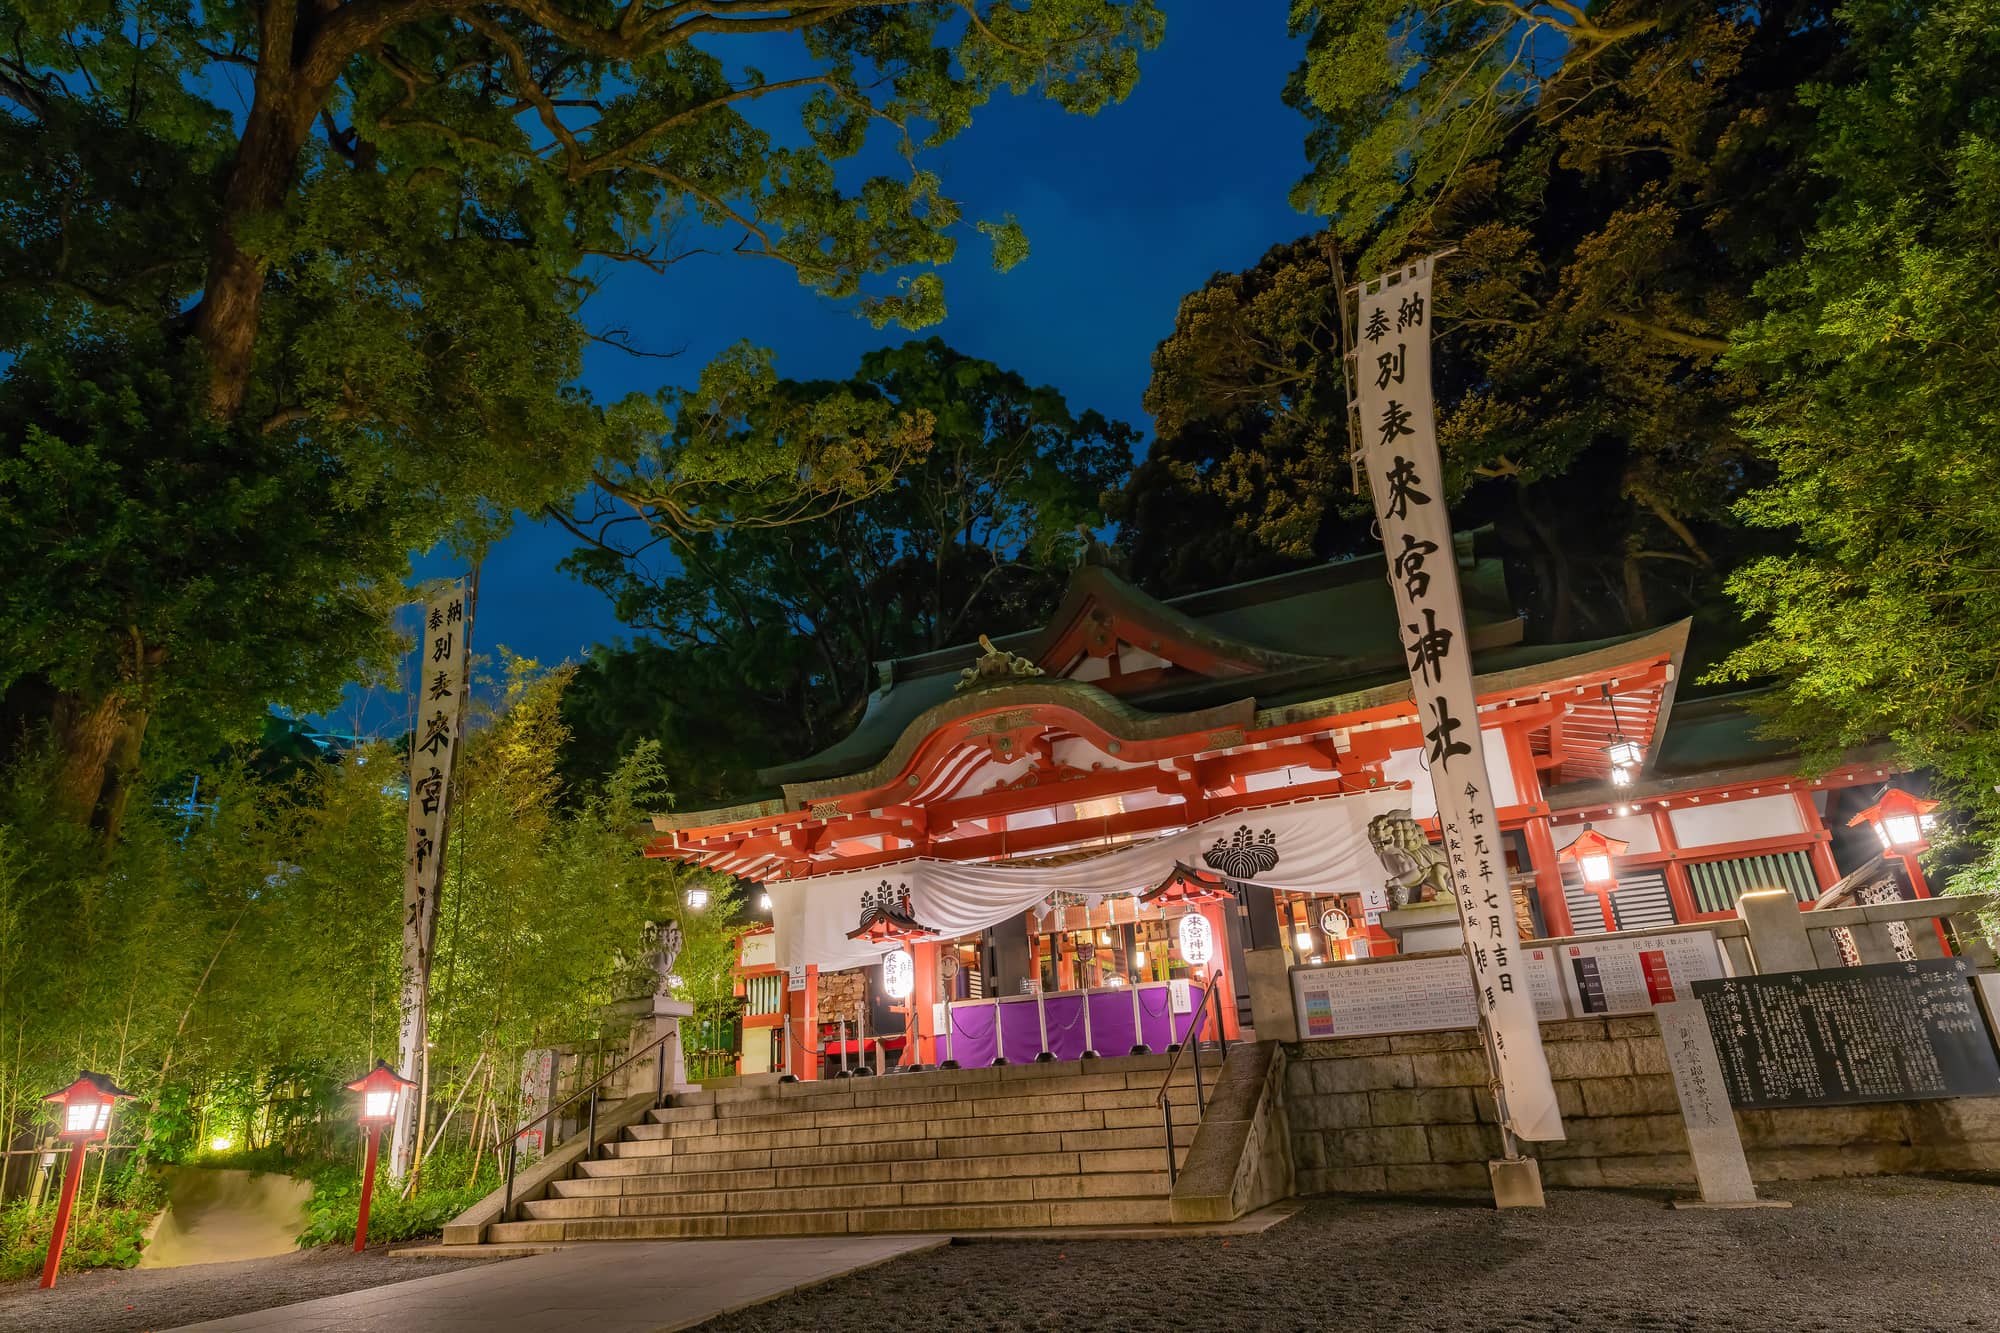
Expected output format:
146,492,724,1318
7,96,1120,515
1284,1017,2000,1195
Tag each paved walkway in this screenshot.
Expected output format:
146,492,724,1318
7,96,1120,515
168,1236,944,1333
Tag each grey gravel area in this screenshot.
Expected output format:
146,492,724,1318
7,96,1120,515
700,1176,2000,1333
0,1244,495,1333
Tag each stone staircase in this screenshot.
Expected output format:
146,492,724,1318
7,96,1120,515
484,1054,1199,1241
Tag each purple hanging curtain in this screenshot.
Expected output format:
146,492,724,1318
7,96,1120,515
1136,984,1175,1051
1088,988,1138,1054
1042,993,1088,1060
998,999,1044,1063
946,1001,998,1068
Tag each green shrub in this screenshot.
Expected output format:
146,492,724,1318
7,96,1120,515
295,1145,500,1249
0,1163,168,1281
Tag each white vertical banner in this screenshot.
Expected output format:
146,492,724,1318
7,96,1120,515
1354,257,1564,1142
392,578,471,1176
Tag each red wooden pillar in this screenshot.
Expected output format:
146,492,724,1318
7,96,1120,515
1795,791,1842,890
1505,727,1574,938
1650,808,1703,923
912,940,940,1065
1197,899,1241,1039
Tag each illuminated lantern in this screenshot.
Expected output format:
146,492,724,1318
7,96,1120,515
1293,928,1314,953
882,949,914,1000
1848,788,1939,853
1178,912,1214,967
1606,738,1644,770
345,1061,416,1254
38,1073,133,1288
684,885,711,910
1558,825,1629,932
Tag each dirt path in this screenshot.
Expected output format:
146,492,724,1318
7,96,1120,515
0,1245,493,1333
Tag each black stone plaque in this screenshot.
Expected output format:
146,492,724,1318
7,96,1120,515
1692,959,2000,1109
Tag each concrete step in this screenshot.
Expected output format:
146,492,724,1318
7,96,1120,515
487,1195,1175,1244
525,1169,1173,1220
661,1057,1201,1123
550,1149,1186,1199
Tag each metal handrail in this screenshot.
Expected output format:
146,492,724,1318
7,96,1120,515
1155,973,1228,1185
498,1028,674,1222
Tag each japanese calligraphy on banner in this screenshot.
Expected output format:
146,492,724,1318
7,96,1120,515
392,579,470,1175
1354,257,1564,1142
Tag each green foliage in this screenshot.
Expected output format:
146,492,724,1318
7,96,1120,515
295,1146,497,1249
0,1160,166,1280
0,0,1162,822
560,339,1134,796
0,662,731,1210
1129,0,1852,635
1710,0,2000,845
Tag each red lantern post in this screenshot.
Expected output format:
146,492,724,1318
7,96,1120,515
1848,788,1947,951
1558,826,1629,933
39,1072,133,1289
347,1061,416,1253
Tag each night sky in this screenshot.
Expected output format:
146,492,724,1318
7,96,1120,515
379,5,1313,732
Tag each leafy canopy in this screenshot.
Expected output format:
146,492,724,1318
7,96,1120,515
560,337,1134,799
0,0,1162,803
1710,0,2000,860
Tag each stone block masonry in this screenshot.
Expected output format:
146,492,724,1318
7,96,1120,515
1284,1017,2000,1195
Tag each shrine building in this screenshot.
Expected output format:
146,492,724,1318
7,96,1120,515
646,537,1926,1078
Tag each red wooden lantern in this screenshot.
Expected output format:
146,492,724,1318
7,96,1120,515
1136,862,1231,907
45,1072,131,1144
1558,826,1629,932
346,1061,415,1253
39,1073,133,1289
1847,788,1939,853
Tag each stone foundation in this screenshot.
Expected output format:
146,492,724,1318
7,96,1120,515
1284,1017,2000,1195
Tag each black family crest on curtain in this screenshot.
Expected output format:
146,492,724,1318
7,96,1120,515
1202,825,1280,882
846,880,936,944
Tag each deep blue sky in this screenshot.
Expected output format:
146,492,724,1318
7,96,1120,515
392,4,1314,720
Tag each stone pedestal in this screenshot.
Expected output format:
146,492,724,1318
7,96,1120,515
1488,1156,1545,1209
1737,888,1815,973
1379,901,1465,953
611,996,693,1098
1243,947,1298,1043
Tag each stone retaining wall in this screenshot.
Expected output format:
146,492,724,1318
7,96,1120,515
1284,1017,2000,1195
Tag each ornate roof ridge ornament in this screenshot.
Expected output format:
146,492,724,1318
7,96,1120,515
954,633,1045,694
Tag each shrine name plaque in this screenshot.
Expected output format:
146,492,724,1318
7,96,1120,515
1693,959,2000,1109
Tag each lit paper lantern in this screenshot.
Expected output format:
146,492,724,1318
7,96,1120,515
882,949,914,1000
1178,912,1214,967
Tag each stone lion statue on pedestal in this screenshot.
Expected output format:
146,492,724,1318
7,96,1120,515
1368,810,1455,908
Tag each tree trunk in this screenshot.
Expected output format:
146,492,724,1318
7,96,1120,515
190,71,315,420
52,691,150,840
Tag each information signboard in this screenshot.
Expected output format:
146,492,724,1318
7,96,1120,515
1559,931,1730,1016
1292,950,1567,1040
1694,959,2000,1108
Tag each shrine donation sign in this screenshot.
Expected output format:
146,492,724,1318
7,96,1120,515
393,578,470,1173
1694,960,2000,1109
1354,256,1564,1141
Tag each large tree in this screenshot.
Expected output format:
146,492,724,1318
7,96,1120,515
0,0,1161,835
1121,0,1848,636
558,337,1134,799
1711,0,2000,859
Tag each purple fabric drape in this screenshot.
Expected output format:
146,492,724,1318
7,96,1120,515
944,1001,998,1067
1136,985,1176,1052
1043,993,1088,1060
998,998,1045,1062
1088,988,1139,1054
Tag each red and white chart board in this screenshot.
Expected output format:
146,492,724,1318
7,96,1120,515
1293,951,1568,1040
1559,932,1731,1016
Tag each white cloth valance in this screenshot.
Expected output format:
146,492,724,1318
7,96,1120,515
768,786,1406,971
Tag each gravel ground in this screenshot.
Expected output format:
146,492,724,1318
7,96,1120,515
0,1244,495,1333
702,1175,2000,1333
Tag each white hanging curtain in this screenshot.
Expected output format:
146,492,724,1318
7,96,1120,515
766,785,1406,971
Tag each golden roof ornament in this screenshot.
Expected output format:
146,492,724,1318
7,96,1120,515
955,633,1044,693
